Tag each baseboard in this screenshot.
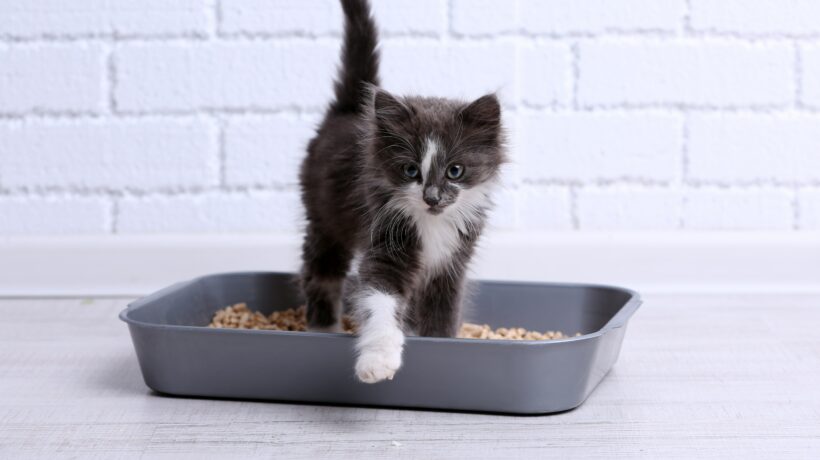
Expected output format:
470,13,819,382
1,232,819,297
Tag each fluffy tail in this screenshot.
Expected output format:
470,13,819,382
330,0,380,114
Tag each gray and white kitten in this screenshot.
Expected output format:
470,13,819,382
299,0,506,383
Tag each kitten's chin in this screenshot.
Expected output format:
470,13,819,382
426,207,444,215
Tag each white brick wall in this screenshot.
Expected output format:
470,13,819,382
0,119,218,189
0,45,105,114
578,187,682,230
801,44,820,108
517,0,687,35
517,43,572,107
799,189,820,230
380,41,518,104
518,113,682,182
224,115,318,187
0,0,817,235
688,114,820,183
0,196,109,234
117,191,302,233
0,0,210,39
689,0,820,36
115,43,337,112
220,0,447,37
683,188,794,230
579,40,794,108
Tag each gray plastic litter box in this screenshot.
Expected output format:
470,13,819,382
120,272,641,414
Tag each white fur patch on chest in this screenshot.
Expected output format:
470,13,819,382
415,212,462,272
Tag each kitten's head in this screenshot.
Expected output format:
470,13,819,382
366,89,506,221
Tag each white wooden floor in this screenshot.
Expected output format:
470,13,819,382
1,294,819,459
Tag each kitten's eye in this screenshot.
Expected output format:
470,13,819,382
403,164,420,179
446,164,465,180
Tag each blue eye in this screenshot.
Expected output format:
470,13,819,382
403,164,419,179
446,164,464,180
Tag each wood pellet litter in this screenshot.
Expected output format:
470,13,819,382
209,303,578,341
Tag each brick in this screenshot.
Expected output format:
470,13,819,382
683,188,793,230
518,42,572,107
224,116,316,187
690,0,820,35
117,191,303,233
380,41,517,104
220,0,339,36
502,115,521,166
519,0,686,34
517,186,573,230
689,114,820,183
0,45,104,114
220,0,445,36
0,196,108,234
578,186,681,230
486,186,521,230
372,0,447,36
579,40,794,107
801,44,820,108
518,113,681,182
0,0,209,38
799,188,820,230
451,0,518,36
115,43,337,112
0,119,217,190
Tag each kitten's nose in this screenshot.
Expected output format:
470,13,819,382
423,187,441,207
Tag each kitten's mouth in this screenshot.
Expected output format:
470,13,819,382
426,206,444,215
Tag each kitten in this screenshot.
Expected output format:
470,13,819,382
299,0,506,383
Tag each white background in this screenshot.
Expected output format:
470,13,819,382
1,0,820,235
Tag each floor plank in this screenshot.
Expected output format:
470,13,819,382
0,294,818,459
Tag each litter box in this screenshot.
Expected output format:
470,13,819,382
120,272,641,414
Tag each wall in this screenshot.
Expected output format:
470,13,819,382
1,0,820,235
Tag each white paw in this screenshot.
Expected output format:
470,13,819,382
355,343,403,383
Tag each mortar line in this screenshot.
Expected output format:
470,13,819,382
110,197,121,234
105,46,118,114
212,0,223,39
442,0,457,44
679,188,688,230
5,30,820,45
794,41,804,109
569,184,580,230
678,110,691,230
681,110,691,186
683,0,693,35
217,117,228,188
0,183,300,199
570,41,580,110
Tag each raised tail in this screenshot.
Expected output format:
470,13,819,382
330,0,380,114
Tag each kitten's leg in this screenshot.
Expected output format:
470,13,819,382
301,228,352,333
352,247,416,383
352,285,406,383
413,270,466,338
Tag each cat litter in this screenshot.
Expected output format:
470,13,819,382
209,303,578,340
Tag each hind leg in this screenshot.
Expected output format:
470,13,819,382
301,226,352,332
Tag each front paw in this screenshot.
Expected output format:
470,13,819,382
355,344,402,383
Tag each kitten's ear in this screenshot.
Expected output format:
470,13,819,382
373,89,412,125
460,94,501,129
